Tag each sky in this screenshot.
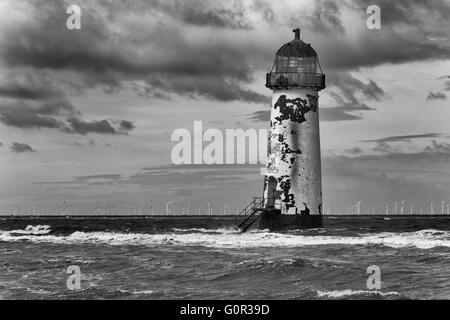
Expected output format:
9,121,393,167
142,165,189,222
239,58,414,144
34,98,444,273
0,0,449,215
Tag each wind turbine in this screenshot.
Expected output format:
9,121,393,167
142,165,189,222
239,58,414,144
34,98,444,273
186,203,191,215
207,201,212,216
62,200,71,216
94,201,103,216
400,200,406,215
103,200,114,215
12,202,23,216
441,200,447,215
430,201,435,215
54,202,63,215
165,201,174,215
355,201,361,215
144,201,152,215
393,200,399,215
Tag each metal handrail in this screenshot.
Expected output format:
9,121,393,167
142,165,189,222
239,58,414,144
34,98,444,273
238,197,262,216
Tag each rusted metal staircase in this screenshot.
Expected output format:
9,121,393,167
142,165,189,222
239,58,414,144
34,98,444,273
236,197,264,232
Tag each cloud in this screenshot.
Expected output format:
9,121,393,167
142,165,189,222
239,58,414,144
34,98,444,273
119,120,134,131
0,0,268,104
73,174,123,183
361,133,443,143
344,147,363,155
247,70,386,122
0,99,133,135
372,141,396,154
317,72,387,121
10,142,34,153
320,106,364,122
308,0,346,35
445,80,450,91
247,106,365,122
426,91,447,101
5,0,446,107
65,117,116,135
423,140,450,153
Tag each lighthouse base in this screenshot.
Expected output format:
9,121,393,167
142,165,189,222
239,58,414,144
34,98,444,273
258,209,323,231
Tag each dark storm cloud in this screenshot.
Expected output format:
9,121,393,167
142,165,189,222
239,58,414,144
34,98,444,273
349,0,450,26
312,72,385,121
144,75,270,103
119,120,134,131
313,0,450,70
0,82,59,100
1,0,448,108
10,142,35,153
308,0,345,35
328,72,386,103
0,100,134,135
0,0,265,103
248,70,385,122
100,0,253,30
0,99,71,129
66,117,132,135
361,133,443,143
167,0,251,29
0,68,135,135
427,92,447,101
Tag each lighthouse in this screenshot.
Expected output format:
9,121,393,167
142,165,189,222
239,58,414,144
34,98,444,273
260,28,326,229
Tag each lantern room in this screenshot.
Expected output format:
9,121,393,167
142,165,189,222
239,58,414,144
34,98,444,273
266,28,326,90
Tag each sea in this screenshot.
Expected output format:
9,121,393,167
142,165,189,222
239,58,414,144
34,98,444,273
0,215,450,300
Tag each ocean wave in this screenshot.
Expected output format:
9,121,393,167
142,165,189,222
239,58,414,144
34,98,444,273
1,227,450,249
7,225,52,235
171,227,239,234
317,289,399,298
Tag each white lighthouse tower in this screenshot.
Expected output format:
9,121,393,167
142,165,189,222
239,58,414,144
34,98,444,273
261,28,325,229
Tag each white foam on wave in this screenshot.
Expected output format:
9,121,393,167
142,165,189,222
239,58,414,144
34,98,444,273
171,227,238,234
7,225,52,235
1,227,450,249
317,289,399,298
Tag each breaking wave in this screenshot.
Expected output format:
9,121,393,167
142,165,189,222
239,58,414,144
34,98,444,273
7,225,52,235
317,289,399,298
1,226,450,249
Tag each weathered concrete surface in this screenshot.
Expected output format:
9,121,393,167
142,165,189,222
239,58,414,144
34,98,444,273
263,89,322,215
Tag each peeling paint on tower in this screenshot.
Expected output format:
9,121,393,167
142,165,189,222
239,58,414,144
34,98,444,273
262,28,326,218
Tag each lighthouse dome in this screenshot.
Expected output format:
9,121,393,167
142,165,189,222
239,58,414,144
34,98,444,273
276,29,317,58
266,28,325,90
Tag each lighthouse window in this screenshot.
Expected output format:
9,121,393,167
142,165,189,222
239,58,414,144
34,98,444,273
305,57,317,73
276,57,289,72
